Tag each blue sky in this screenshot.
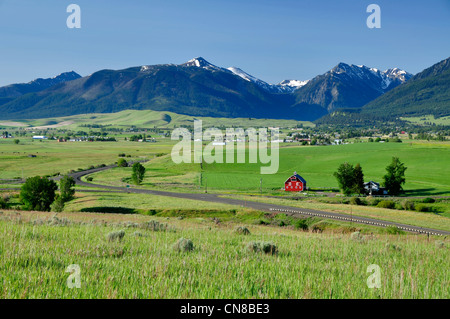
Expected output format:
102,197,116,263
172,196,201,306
0,0,449,86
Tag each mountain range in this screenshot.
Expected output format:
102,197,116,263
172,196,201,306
317,56,450,125
0,56,447,122
0,71,81,105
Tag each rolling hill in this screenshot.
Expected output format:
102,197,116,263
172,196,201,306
0,57,417,122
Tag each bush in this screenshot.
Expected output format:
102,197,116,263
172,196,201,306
86,176,93,182
49,215,71,226
173,238,194,252
139,220,168,232
350,197,362,205
435,241,445,249
0,197,8,209
293,219,308,230
422,198,435,203
385,226,404,235
107,230,125,242
366,197,381,206
351,231,364,242
235,226,251,235
385,243,402,252
117,158,128,167
51,197,65,212
415,204,429,212
118,153,126,157
401,200,415,211
247,241,278,255
377,200,396,209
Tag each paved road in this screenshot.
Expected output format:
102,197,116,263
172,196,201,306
70,165,450,236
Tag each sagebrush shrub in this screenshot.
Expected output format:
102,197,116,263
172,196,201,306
235,226,250,235
140,220,168,232
173,238,194,252
107,230,125,242
401,200,415,211
247,241,278,255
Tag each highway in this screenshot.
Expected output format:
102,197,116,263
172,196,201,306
70,165,450,236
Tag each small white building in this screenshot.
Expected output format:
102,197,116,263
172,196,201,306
33,136,47,140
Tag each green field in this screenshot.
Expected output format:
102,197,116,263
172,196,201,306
0,109,313,130
88,141,450,196
401,115,450,126
203,142,450,195
0,138,173,179
0,210,448,299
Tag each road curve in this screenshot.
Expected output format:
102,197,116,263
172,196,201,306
70,165,450,236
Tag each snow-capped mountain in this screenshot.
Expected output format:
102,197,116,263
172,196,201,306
0,57,417,122
278,79,309,90
181,57,308,93
293,62,413,113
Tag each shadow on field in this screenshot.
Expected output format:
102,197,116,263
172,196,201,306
404,188,449,196
80,207,136,214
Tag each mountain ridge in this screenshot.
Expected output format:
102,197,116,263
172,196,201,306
0,57,419,121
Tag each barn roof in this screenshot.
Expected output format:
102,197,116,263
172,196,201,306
285,172,307,184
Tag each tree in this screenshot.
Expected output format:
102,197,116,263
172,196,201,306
20,176,58,211
60,175,76,202
334,162,355,196
131,162,146,185
383,157,407,195
334,162,365,196
14,139,20,144
117,158,128,167
352,163,365,194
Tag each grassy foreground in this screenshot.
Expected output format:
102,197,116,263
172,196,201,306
0,211,448,299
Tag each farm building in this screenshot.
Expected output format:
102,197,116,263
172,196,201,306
32,136,47,140
284,172,307,192
364,181,388,195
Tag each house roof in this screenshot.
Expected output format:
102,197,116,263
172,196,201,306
364,181,380,188
285,172,307,184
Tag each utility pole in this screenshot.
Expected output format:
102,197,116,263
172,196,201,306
351,205,353,226
260,178,262,195
205,176,207,193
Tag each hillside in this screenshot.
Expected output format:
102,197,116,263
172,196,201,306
293,63,412,113
360,57,450,118
0,58,414,122
0,61,303,120
316,57,450,126
0,71,80,106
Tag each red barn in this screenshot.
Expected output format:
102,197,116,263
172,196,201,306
284,172,307,192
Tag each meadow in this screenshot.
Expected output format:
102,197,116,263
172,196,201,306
88,141,450,196
0,109,313,130
0,210,448,299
